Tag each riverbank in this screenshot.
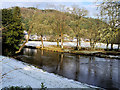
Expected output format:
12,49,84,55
0,56,99,89
25,41,119,49
42,47,120,59
24,41,120,59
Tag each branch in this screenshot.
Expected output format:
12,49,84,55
15,30,31,54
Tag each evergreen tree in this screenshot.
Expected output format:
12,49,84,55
2,7,24,56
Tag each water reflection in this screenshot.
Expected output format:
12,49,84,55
20,48,120,89
23,48,37,56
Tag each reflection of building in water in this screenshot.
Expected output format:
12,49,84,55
23,48,37,56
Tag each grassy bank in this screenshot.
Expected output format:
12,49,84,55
24,45,120,59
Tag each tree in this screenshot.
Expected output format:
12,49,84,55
116,28,120,50
30,10,52,49
98,0,120,50
83,18,102,48
53,5,69,49
16,7,39,53
57,5,66,49
69,5,88,50
51,11,61,47
2,7,24,56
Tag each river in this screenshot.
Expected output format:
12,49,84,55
18,48,120,89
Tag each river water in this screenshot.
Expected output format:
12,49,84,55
18,48,120,89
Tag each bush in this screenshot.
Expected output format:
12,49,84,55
2,83,47,90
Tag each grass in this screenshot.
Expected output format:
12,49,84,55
41,45,104,55
25,45,120,57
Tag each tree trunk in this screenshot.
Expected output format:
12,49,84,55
93,41,95,49
60,22,63,49
77,37,79,48
61,32,63,49
78,37,81,49
15,30,31,54
41,35,43,49
57,39,59,47
111,43,113,50
90,39,95,49
118,44,120,50
90,39,92,48
106,43,109,50
76,35,79,50
57,37,59,47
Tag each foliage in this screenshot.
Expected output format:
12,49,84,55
41,83,47,90
20,7,100,40
2,7,24,56
97,0,120,49
2,83,47,90
2,86,32,90
28,7,37,10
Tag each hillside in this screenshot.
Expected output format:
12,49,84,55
2,6,114,51
20,7,104,40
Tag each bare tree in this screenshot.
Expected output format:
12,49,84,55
70,5,88,50
97,0,120,50
16,9,38,53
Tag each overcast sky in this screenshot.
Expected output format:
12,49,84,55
0,0,103,18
